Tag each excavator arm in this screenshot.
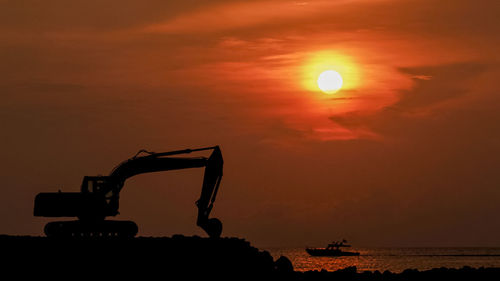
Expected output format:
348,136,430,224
103,146,224,237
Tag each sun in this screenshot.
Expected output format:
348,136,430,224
317,70,343,94
301,51,359,94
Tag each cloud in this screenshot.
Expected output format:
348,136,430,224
394,63,487,114
143,0,389,34
0,1,218,31
328,62,491,135
412,75,432,81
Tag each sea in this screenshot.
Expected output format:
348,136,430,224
266,247,500,273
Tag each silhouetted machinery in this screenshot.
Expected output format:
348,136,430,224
34,146,224,238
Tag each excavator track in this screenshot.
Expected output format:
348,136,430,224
44,220,138,238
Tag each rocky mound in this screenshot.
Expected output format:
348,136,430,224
0,235,291,280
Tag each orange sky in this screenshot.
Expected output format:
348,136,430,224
1,0,500,247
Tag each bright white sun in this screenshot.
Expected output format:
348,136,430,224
317,70,343,94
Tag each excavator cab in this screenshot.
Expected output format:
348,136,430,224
80,176,119,216
81,176,107,193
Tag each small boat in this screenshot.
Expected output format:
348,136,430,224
306,240,360,256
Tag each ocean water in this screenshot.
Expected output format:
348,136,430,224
266,247,500,273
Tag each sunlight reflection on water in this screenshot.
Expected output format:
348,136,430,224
266,248,500,273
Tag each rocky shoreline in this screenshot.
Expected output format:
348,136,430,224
1,235,499,280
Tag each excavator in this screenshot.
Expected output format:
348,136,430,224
34,146,224,238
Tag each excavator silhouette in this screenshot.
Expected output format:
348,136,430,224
34,146,224,238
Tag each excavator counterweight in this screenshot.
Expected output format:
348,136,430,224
34,146,224,238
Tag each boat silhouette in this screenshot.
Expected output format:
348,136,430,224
306,239,360,257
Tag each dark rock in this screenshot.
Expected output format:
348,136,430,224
275,255,294,274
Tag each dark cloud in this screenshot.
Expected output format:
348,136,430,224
394,63,487,112
329,113,366,129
